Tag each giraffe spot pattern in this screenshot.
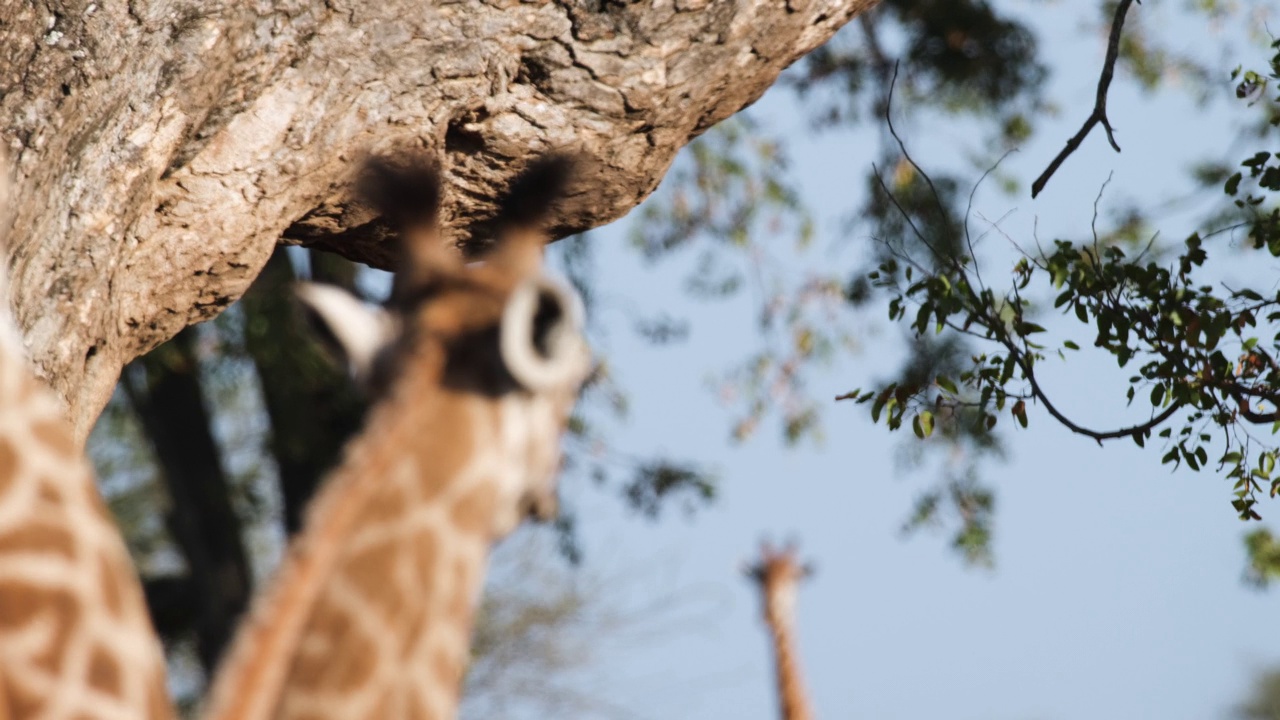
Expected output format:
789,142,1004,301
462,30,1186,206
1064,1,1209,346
2,671,45,718
30,418,77,459
0,437,17,496
451,483,497,539
429,641,463,689
285,594,379,693
0,508,77,554
0,357,173,720
446,554,475,625
409,528,440,606
0,583,78,670
356,474,414,527
341,541,410,631
95,552,131,620
36,478,64,506
87,642,123,696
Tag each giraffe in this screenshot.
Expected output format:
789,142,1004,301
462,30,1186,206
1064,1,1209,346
746,540,816,720
200,152,590,720
0,167,173,717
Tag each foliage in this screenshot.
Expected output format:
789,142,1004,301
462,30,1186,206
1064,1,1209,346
1244,528,1280,587
619,0,1052,560
551,233,718,561
1235,664,1280,719
628,116,836,445
790,0,1045,131
842,40,1280,533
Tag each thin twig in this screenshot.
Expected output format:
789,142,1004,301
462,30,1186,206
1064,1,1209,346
997,326,1182,443
974,209,1022,256
1090,172,1114,250
1131,231,1160,264
874,234,935,279
1031,0,1139,198
884,63,951,236
963,149,1017,293
872,164,942,261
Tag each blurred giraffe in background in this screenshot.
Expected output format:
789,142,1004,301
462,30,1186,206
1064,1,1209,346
747,540,816,720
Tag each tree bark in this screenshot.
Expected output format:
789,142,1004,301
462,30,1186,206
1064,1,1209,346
0,0,874,440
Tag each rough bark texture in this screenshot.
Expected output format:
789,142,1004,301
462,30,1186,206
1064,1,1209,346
0,0,874,440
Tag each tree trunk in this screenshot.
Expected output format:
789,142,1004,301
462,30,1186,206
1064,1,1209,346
0,0,873,440
122,327,252,672
242,247,366,532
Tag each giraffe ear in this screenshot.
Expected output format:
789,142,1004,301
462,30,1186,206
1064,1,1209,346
499,275,589,391
295,282,397,384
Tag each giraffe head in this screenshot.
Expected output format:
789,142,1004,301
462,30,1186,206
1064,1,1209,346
746,540,814,622
296,153,590,539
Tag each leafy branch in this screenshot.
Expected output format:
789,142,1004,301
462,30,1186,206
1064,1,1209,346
843,38,1280,521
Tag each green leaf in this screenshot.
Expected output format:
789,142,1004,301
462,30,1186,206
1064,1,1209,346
1226,172,1243,195
918,411,934,438
1000,356,1016,384
871,388,891,423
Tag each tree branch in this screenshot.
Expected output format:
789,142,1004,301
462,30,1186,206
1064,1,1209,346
1006,336,1183,443
1,0,872,440
1031,0,1138,198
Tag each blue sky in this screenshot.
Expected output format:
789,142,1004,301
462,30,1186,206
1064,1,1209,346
479,4,1280,719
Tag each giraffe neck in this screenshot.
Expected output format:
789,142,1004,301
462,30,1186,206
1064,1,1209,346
203,362,515,720
0,309,172,719
764,600,814,720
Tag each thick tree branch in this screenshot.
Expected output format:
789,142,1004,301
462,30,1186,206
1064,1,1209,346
1031,0,1137,198
1,0,874,440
